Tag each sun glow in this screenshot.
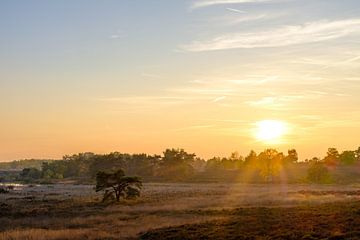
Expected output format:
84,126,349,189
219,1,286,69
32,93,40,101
255,120,287,143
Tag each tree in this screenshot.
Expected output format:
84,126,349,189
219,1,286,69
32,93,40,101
323,148,339,166
285,149,298,164
95,169,142,202
125,154,161,176
205,157,222,172
244,150,257,167
192,158,206,172
158,149,195,180
354,147,360,162
339,151,356,165
307,162,331,183
256,149,284,182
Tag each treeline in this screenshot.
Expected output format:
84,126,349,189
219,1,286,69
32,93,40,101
304,147,360,166
16,146,360,184
0,159,53,170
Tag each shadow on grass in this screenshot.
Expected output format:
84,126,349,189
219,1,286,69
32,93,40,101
140,201,360,240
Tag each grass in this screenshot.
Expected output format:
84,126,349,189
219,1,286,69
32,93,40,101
1,183,360,239
141,202,360,240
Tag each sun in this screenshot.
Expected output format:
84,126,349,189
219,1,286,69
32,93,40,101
254,120,287,143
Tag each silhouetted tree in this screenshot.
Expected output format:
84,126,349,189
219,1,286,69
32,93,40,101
244,150,257,167
125,154,161,176
89,152,126,178
339,151,356,165
158,149,195,180
95,169,142,202
285,149,298,164
354,147,360,162
324,148,339,166
257,149,284,182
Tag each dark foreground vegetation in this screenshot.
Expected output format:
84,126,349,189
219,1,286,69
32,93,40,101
2,147,360,184
1,183,360,239
141,202,360,240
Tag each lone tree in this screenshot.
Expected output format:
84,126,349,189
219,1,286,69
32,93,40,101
95,169,142,202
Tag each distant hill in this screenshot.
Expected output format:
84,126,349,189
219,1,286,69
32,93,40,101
0,159,55,170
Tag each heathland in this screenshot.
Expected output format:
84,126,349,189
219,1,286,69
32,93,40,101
2,148,360,239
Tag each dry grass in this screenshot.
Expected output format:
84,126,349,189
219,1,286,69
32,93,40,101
0,229,115,240
141,202,360,240
1,183,360,239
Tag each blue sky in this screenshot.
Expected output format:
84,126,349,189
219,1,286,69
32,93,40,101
1,0,360,161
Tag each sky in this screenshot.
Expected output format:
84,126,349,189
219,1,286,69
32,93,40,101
1,0,360,161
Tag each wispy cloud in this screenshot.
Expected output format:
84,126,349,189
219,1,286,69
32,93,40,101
212,96,227,102
322,55,360,69
227,75,278,85
191,0,278,9
244,91,329,109
244,96,300,109
170,88,236,95
221,14,268,25
109,30,126,39
95,96,211,104
181,19,360,51
174,125,215,131
292,54,360,69
110,35,121,39
93,95,215,113
170,75,278,97
226,7,246,13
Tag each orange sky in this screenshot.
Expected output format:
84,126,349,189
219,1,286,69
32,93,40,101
1,0,360,161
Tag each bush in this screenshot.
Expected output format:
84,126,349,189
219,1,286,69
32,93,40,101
19,168,42,181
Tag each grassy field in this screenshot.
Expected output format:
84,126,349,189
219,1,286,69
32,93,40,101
1,183,360,239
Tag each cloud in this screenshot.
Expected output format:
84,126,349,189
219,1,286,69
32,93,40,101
228,75,278,85
170,88,236,95
110,35,121,39
212,96,227,102
191,0,277,9
292,54,360,69
170,75,277,97
244,91,328,109
221,14,268,26
226,7,246,13
109,30,126,39
174,125,215,131
322,55,360,69
95,96,211,104
181,19,360,51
